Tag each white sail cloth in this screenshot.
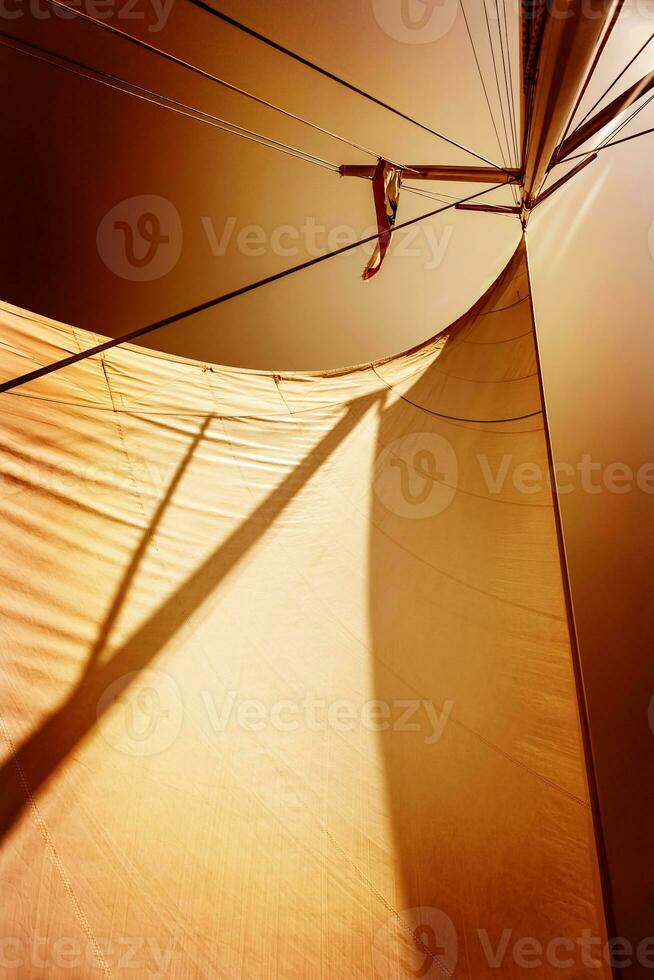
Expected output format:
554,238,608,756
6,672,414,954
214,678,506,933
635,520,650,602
0,242,609,978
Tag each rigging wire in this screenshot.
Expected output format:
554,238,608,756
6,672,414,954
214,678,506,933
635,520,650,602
591,122,654,153
597,90,654,146
0,31,457,208
39,0,389,162
459,0,509,173
404,185,460,201
499,0,520,164
0,182,506,397
481,0,515,169
559,0,626,145
459,0,518,205
561,124,654,161
403,185,460,205
554,92,654,163
494,0,520,206
480,0,519,204
482,0,520,207
494,0,519,166
187,0,514,174
551,21,654,171
350,177,458,206
0,32,341,173
570,26,653,135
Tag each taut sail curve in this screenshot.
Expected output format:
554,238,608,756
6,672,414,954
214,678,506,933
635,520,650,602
0,243,609,978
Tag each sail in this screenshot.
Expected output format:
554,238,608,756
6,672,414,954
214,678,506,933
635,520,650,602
0,242,610,978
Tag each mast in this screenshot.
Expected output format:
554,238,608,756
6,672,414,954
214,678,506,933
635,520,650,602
553,68,654,162
339,2,620,223
520,5,620,970
521,0,614,213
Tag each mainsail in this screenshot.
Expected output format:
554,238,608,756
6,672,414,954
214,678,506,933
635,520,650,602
3,0,652,972
0,242,610,978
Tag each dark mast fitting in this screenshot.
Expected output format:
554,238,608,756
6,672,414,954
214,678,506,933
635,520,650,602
341,1,620,225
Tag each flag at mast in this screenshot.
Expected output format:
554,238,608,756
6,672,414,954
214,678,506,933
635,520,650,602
362,159,402,280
